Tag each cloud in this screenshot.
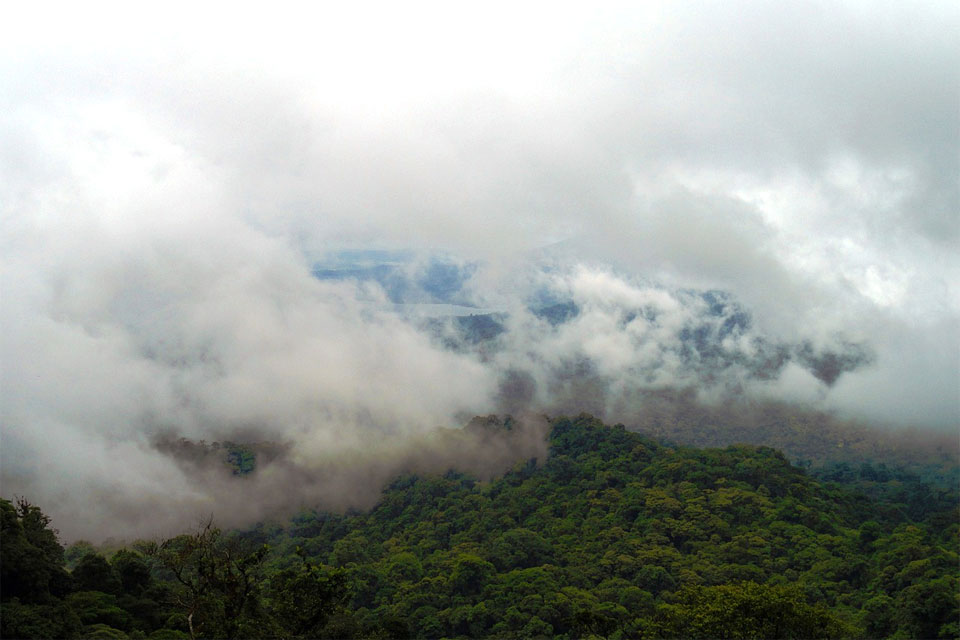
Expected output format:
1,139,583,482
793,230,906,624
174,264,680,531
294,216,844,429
0,200,502,539
477,265,881,416
1,1,957,539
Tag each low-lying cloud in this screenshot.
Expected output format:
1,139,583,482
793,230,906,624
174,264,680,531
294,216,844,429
1,1,957,540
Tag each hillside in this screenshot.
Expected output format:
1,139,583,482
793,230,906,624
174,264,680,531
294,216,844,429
2,415,958,639
617,390,960,484
263,414,957,638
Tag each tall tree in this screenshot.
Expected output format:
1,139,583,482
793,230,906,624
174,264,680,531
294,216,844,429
148,519,270,640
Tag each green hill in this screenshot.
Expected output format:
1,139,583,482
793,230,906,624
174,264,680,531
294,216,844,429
3,414,958,639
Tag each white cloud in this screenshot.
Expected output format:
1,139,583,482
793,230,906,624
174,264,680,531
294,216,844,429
1,0,957,538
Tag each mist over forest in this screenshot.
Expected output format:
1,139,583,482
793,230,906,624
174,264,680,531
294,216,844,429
1,4,958,639
1,0,958,618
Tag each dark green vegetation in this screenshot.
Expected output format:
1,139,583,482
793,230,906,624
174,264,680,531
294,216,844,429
152,439,289,477
3,415,958,638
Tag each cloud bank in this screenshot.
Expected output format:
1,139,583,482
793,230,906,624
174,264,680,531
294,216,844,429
1,1,957,539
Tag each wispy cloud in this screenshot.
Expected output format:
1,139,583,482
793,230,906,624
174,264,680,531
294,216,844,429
1,1,956,539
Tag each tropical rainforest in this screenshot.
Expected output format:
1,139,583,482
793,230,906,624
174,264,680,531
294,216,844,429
2,414,957,639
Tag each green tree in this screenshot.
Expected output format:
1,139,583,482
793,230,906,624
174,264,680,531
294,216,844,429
111,550,153,595
490,528,554,570
149,519,270,640
0,598,83,639
0,498,72,603
73,553,123,595
66,590,132,630
450,554,495,596
653,582,854,639
267,552,349,639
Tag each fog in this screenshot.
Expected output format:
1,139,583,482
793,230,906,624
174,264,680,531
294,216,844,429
1,1,957,540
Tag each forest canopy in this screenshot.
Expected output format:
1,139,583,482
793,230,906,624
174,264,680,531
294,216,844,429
2,414,958,639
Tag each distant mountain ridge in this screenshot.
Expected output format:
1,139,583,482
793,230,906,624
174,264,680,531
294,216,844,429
309,250,875,393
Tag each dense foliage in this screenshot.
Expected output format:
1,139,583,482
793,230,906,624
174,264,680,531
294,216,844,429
2,415,957,638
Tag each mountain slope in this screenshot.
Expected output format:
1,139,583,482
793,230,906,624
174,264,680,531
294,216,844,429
3,414,957,639
259,414,958,639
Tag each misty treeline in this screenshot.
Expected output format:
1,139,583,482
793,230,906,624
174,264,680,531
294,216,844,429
3,415,957,639
604,389,960,479
145,394,958,539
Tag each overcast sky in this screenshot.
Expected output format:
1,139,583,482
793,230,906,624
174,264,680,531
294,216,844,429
1,1,957,539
